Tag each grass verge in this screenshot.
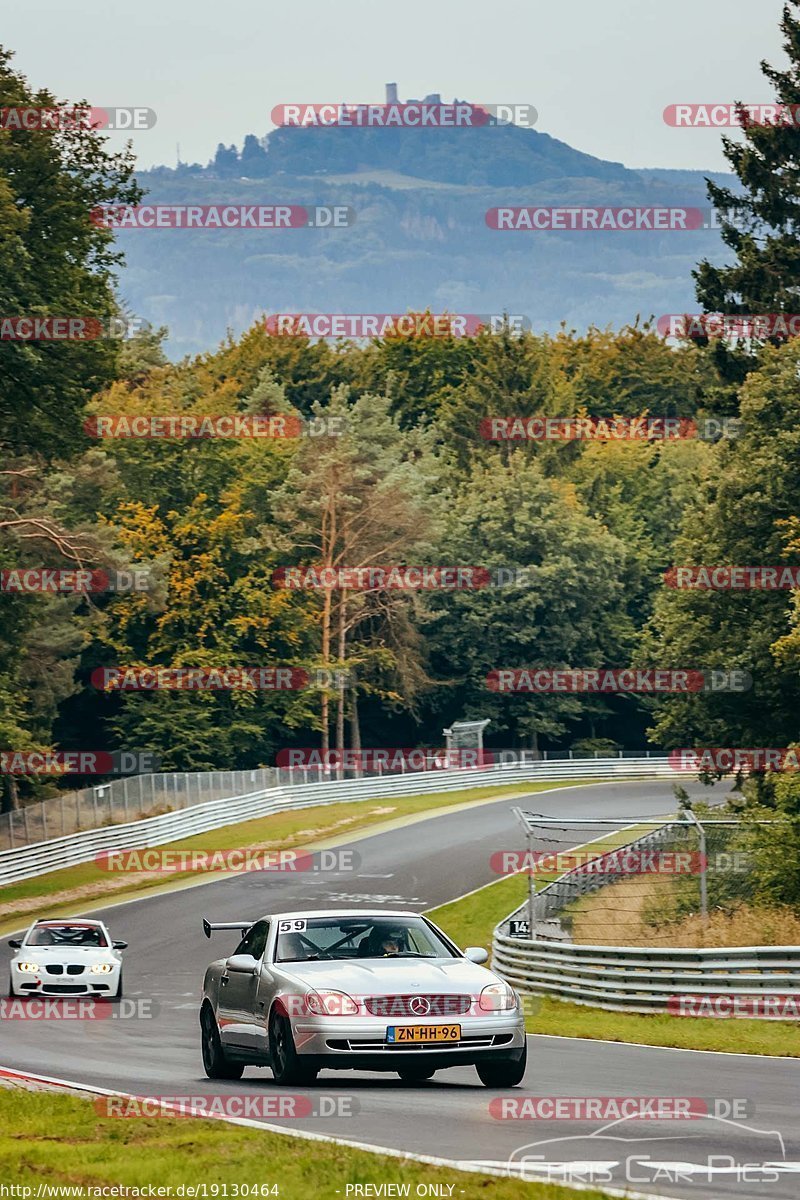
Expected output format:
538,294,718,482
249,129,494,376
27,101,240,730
0,1084,613,1200
426,832,800,1058
0,780,591,933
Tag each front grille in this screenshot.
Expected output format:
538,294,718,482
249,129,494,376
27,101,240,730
40,984,87,994
326,1033,503,1051
365,994,472,1017
67,965,85,976
45,965,64,975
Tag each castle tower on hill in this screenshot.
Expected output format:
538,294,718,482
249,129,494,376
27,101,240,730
385,84,443,106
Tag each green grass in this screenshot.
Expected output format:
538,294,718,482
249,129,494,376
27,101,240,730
0,780,593,932
426,829,800,1058
529,995,800,1055
0,1086,614,1200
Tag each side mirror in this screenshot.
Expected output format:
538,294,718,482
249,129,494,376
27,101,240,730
226,953,259,975
113,941,128,950
8,939,21,950
464,946,489,964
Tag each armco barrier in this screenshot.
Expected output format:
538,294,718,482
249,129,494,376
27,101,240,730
491,934,800,1016
0,756,676,888
492,818,800,1018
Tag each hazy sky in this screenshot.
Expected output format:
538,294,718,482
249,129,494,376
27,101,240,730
3,0,789,173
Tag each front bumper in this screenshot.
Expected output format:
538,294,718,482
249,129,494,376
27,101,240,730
290,1009,526,1067
11,962,120,996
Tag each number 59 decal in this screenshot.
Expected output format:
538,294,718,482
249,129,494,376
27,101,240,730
278,919,307,933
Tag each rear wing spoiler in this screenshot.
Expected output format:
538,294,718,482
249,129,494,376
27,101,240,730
202,919,253,940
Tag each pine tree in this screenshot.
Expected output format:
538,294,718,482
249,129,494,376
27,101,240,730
694,1,800,315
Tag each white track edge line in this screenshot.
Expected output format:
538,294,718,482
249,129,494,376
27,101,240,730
0,1063,681,1200
529,1032,800,1060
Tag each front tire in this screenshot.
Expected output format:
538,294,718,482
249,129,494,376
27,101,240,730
476,1039,527,1088
268,1009,318,1085
201,1005,244,1080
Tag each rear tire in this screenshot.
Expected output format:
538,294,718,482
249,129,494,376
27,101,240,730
476,1039,527,1088
269,1009,318,1085
201,1005,244,1080
397,1064,436,1083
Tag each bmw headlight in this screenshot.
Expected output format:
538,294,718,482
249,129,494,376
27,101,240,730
305,989,359,1016
90,963,114,974
16,961,40,973
479,982,517,1011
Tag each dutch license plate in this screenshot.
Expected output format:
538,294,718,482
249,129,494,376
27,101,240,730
386,1024,461,1043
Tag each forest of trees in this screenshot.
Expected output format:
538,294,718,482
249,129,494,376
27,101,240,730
2,1,800,822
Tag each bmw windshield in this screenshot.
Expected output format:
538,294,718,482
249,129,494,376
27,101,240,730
275,917,458,963
26,924,108,947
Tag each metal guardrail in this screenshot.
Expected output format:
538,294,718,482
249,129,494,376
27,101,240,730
492,820,800,1018
0,756,676,889
492,934,800,1015
0,749,670,852
526,819,691,930
0,769,280,851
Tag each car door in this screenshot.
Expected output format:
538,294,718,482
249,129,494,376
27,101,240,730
218,920,270,1051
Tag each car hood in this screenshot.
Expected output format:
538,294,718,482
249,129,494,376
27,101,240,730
277,956,499,995
17,946,117,963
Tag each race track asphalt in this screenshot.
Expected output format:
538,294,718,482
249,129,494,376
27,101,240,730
1,779,797,1200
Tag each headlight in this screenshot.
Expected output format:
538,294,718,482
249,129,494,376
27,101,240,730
90,963,114,974
16,961,40,973
479,982,517,1011
305,989,359,1016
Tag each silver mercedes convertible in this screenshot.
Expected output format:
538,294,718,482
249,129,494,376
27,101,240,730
199,909,527,1086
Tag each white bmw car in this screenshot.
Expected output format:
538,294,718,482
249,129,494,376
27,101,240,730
200,908,527,1086
8,919,127,999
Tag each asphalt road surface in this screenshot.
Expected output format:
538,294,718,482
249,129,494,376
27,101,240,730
1,780,797,1200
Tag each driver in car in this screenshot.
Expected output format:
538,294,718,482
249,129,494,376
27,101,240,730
368,926,407,956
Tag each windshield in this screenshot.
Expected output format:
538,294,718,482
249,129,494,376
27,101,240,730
27,924,108,948
275,916,457,963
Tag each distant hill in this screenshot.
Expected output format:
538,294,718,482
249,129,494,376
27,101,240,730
116,118,736,358
220,122,635,188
